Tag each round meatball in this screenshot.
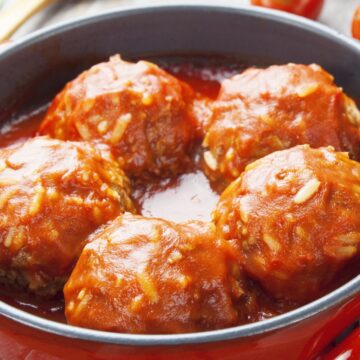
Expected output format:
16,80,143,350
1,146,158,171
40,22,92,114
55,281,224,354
0,137,134,295
213,145,360,303
39,55,198,179
203,64,360,186
64,213,253,334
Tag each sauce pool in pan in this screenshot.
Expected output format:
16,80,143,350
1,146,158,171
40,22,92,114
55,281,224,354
0,56,359,329
0,57,249,323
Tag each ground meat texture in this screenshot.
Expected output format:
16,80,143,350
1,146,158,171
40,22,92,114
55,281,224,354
203,64,360,186
213,145,360,304
191,96,214,135
0,137,134,296
64,213,253,334
39,55,198,179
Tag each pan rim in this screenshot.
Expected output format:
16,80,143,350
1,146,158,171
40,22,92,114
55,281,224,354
0,3,359,347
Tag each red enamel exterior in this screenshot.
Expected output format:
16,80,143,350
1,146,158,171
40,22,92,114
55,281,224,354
322,326,360,360
0,293,359,360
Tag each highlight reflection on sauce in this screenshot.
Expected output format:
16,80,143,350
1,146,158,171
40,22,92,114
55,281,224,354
136,171,219,222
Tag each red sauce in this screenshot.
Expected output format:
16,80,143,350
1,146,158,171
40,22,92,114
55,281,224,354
158,58,245,99
0,56,244,322
0,106,46,148
1,56,357,326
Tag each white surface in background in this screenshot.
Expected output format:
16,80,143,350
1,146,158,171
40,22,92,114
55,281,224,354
1,0,359,39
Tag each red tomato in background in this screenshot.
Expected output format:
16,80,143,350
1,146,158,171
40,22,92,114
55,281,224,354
251,0,325,20
352,6,360,40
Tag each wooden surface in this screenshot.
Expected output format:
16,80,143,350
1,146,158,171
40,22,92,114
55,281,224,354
0,0,55,42
0,0,359,40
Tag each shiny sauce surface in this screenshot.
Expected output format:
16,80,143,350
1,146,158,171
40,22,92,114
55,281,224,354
0,57,246,322
0,56,358,325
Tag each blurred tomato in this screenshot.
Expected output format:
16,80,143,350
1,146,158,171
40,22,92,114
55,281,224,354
352,6,360,40
251,0,325,20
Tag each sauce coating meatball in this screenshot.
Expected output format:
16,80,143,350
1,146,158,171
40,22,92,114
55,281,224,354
39,55,198,179
0,137,134,295
213,145,360,303
64,214,253,334
203,64,360,186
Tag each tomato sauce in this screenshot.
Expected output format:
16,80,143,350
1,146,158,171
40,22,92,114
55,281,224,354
0,56,247,322
0,56,358,327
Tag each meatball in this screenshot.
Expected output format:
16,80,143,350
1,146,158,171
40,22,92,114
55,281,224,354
39,55,198,179
64,214,253,334
0,137,134,295
213,145,360,303
203,64,360,186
